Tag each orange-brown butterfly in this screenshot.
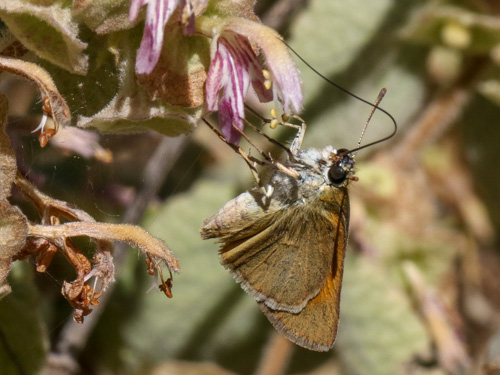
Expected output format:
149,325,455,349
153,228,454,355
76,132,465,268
201,57,396,351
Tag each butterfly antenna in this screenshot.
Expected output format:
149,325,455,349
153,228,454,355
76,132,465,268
356,88,386,150
283,41,398,153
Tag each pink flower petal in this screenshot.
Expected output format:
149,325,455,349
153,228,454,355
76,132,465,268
206,36,251,143
231,34,273,103
129,0,148,21
180,0,208,35
219,96,244,144
204,19,303,144
219,42,249,143
228,19,303,114
132,0,179,75
205,40,227,111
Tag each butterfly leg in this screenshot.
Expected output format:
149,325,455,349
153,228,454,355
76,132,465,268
201,117,263,186
282,115,306,155
202,115,302,189
232,121,301,181
245,105,306,156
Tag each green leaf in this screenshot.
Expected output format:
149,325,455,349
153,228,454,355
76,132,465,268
336,253,428,375
72,0,133,35
0,262,47,375
0,0,88,74
74,28,208,135
35,28,205,136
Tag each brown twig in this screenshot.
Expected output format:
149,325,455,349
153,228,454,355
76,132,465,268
254,332,295,375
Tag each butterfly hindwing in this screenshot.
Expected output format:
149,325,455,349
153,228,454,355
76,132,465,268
258,191,349,350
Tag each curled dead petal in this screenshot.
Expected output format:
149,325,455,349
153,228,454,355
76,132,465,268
84,251,115,287
50,126,113,163
0,201,29,299
60,248,115,323
28,222,180,273
0,57,71,141
11,173,122,320
24,217,178,316
0,94,16,199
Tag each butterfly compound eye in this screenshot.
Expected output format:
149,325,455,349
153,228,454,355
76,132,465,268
328,150,354,186
328,165,348,185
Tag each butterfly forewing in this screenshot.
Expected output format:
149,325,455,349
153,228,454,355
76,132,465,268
258,189,349,351
218,200,340,312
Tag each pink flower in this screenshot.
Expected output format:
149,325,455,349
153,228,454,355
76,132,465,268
129,2,303,144
205,19,303,144
129,0,206,74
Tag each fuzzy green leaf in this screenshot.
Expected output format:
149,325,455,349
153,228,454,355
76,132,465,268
0,0,88,74
0,262,47,374
336,254,428,375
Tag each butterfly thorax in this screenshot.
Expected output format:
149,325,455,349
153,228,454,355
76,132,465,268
265,146,355,205
201,146,355,242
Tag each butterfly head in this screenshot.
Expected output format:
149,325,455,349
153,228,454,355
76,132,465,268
326,148,356,187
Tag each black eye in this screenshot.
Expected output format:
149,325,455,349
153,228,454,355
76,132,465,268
328,165,347,184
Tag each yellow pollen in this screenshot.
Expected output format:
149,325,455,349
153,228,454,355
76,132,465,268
263,69,272,90
270,108,278,119
270,119,279,129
